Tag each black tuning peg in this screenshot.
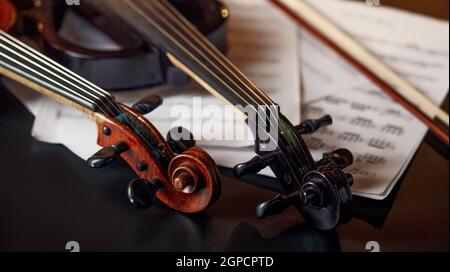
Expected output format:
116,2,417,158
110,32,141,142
127,178,163,209
87,141,128,168
295,115,332,135
256,183,322,219
233,152,280,178
322,148,353,169
166,126,196,153
256,192,301,219
132,94,163,115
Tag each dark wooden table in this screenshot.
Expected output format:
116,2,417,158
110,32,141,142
0,0,448,252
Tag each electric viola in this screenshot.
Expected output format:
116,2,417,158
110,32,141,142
95,0,355,230
0,29,221,213
3,0,229,89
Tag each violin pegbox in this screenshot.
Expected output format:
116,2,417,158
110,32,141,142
233,115,354,230
88,97,220,213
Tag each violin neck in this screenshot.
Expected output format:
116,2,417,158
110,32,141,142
97,0,277,113
0,31,119,118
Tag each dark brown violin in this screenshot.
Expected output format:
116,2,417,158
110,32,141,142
0,29,221,213
96,0,355,230
3,0,229,89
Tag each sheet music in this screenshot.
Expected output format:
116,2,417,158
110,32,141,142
298,0,449,199
302,0,449,103
204,0,449,200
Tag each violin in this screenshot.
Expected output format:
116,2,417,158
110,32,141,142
96,0,355,230
0,29,221,213
2,0,229,90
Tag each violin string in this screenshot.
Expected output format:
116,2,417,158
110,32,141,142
0,32,165,160
0,56,101,112
125,0,304,179
156,0,283,137
148,0,267,107
158,0,277,108
146,0,280,124
149,0,307,175
1,30,156,135
0,31,118,117
123,0,283,150
0,34,112,116
126,0,296,169
123,0,260,110
141,0,284,147
0,46,102,114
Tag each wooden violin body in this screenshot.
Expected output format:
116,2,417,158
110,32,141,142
3,0,229,90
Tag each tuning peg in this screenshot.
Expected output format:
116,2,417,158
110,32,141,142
322,148,353,169
127,178,163,209
295,115,332,135
131,94,163,115
87,141,128,168
256,192,301,219
233,152,280,178
256,183,322,219
166,126,196,153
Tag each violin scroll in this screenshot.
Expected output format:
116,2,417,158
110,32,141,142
91,101,220,213
255,150,353,230
234,115,354,230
